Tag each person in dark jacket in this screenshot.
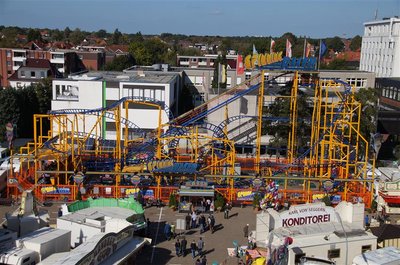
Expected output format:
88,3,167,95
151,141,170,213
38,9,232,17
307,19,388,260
164,222,171,240
191,239,197,258
175,239,181,256
181,237,187,257
201,255,207,265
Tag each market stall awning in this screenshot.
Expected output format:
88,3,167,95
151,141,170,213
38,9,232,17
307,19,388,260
178,189,214,197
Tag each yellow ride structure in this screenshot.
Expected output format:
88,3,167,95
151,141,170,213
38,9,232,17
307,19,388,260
6,68,374,208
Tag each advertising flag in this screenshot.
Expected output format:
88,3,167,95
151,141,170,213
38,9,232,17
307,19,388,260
236,54,244,75
252,44,258,66
270,39,276,54
286,39,292,58
320,40,327,59
305,42,312,57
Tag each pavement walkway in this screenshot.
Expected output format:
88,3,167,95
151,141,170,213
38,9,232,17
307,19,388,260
137,205,259,265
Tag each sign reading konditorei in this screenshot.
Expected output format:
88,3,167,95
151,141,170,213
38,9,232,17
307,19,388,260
279,203,337,228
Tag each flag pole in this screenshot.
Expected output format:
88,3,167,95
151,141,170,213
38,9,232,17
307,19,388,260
303,38,306,58
318,39,322,71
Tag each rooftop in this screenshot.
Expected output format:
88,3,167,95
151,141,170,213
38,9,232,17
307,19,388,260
59,207,136,226
66,70,178,84
18,227,70,245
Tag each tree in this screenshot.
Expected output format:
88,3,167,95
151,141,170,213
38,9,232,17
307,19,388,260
211,54,227,89
326,36,344,52
27,29,42,42
51,29,64,41
95,29,108,39
320,59,350,70
34,78,52,114
350,35,362,51
64,27,71,39
0,88,20,142
112,28,122,44
104,55,135,71
354,87,379,157
15,86,39,138
263,82,312,156
129,38,169,65
69,28,85,44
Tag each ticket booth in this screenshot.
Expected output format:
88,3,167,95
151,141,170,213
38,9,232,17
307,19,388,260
178,180,214,213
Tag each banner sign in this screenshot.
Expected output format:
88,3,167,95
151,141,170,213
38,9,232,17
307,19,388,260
312,193,325,201
41,186,71,194
237,190,255,201
185,180,208,188
125,188,154,199
279,203,336,228
260,57,317,71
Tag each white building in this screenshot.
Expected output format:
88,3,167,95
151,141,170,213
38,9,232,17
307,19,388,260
255,202,377,264
51,71,181,140
360,17,400,77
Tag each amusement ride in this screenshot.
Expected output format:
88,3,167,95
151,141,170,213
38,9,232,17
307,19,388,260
5,57,375,208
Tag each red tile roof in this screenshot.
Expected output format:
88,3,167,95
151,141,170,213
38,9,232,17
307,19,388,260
25,59,52,68
106,45,129,53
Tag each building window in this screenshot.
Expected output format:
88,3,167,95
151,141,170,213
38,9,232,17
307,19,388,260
7,70,11,75
21,71,25,77
6,61,11,66
31,71,36,77
362,245,372,253
327,249,340,259
6,51,11,57
40,71,45,78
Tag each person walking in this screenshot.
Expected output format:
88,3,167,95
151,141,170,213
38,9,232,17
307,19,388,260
201,255,207,265
191,211,197,229
197,237,204,257
191,239,197,258
224,203,230,219
199,214,205,234
181,237,187,257
145,218,151,236
164,222,171,240
210,215,215,233
243,224,249,238
175,239,181,256
186,213,191,230
171,223,176,239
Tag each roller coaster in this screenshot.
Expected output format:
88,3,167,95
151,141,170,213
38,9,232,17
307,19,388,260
6,60,375,208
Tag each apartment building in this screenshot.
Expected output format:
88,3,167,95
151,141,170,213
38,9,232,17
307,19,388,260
177,54,239,69
360,17,400,77
0,46,113,88
51,70,181,139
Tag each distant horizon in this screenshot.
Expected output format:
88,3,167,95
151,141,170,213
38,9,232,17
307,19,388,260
1,0,400,38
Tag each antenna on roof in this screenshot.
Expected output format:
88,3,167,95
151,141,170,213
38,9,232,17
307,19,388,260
374,9,378,20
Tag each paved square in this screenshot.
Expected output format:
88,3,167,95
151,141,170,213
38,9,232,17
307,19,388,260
137,206,258,265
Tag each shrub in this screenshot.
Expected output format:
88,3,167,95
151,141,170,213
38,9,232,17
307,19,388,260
168,192,178,208
252,192,262,209
215,194,225,210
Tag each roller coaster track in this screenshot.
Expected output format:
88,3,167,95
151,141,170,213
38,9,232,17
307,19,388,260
269,79,355,175
49,96,174,120
127,73,290,163
170,72,290,127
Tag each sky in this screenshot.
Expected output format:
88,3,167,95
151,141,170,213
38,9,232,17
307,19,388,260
0,0,399,38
